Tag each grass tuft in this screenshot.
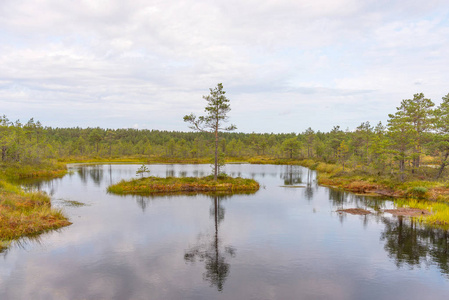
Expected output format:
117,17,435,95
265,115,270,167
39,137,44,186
0,178,71,252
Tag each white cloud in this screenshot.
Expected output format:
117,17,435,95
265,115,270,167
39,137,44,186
0,0,448,131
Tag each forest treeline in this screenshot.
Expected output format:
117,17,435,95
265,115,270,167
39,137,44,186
2,92,449,181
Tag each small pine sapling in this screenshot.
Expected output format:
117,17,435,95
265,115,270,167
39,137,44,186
136,164,150,178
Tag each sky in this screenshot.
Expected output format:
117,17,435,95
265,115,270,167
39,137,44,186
0,0,448,133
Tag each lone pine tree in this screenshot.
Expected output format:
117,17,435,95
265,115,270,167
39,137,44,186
184,83,236,181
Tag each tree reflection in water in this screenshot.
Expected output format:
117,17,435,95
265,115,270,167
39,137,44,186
280,165,303,185
280,166,318,201
328,188,387,212
16,176,61,196
381,216,449,276
184,195,236,291
77,165,103,186
304,169,314,200
135,195,148,212
331,185,449,276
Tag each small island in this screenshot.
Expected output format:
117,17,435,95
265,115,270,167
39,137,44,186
0,178,71,251
107,175,260,195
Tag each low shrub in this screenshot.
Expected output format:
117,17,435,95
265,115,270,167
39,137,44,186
406,186,428,199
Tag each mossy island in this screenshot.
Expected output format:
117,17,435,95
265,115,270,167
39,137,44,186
107,175,260,195
0,179,71,252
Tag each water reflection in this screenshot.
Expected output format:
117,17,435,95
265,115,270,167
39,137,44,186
192,170,207,177
184,195,235,291
77,165,104,186
280,165,303,185
330,186,449,277
166,169,175,177
227,171,242,178
135,195,148,212
304,169,315,200
381,216,449,276
4,164,449,299
328,189,387,212
108,164,113,185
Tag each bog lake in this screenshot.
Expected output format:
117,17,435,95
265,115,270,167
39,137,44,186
1,163,449,299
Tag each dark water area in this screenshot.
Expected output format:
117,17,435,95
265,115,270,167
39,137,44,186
1,164,449,299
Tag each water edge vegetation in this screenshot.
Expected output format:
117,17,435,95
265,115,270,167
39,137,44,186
0,176,71,252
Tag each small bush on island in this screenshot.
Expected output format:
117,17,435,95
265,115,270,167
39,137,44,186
107,175,259,195
136,164,150,178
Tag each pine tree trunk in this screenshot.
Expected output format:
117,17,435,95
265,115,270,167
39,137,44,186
400,159,405,182
214,128,218,181
436,151,449,180
1,146,6,161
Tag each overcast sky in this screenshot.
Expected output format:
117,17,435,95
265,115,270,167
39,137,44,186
1,0,448,133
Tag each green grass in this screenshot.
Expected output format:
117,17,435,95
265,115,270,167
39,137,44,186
426,204,449,228
0,161,67,180
394,198,449,229
108,175,260,195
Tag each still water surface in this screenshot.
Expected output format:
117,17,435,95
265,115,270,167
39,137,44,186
1,164,449,299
